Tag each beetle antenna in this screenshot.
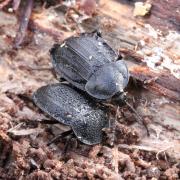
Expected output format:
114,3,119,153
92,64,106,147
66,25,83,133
124,100,150,136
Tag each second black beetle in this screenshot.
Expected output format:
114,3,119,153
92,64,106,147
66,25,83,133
33,83,109,145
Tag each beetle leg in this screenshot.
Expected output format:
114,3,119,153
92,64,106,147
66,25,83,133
59,77,67,82
114,92,150,136
92,29,102,38
40,119,59,124
124,100,150,136
47,130,73,146
96,31,102,37
62,133,75,155
117,52,123,60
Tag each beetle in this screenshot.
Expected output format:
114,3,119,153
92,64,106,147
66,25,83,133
50,31,129,101
33,83,109,145
33,31,148,146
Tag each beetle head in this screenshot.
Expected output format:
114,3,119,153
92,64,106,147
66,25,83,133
85,60,129,100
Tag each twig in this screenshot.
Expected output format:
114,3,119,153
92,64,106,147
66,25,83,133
29,20,64,41
18,64,52,71
13,0,21,10
7,123,43,136
119,48,144,62
14,0,34,48
0,0,11,9
118,144,158,152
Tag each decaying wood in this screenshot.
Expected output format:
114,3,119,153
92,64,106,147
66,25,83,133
145,0,180,32
130,66,180,101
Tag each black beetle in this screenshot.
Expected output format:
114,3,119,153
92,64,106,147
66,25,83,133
33,31,148,146
50,31,129,101
33,83,109,145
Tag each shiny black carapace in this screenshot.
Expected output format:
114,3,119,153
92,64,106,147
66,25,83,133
50,31,129,100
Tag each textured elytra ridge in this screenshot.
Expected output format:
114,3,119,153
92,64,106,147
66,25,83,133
33,83,109,145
